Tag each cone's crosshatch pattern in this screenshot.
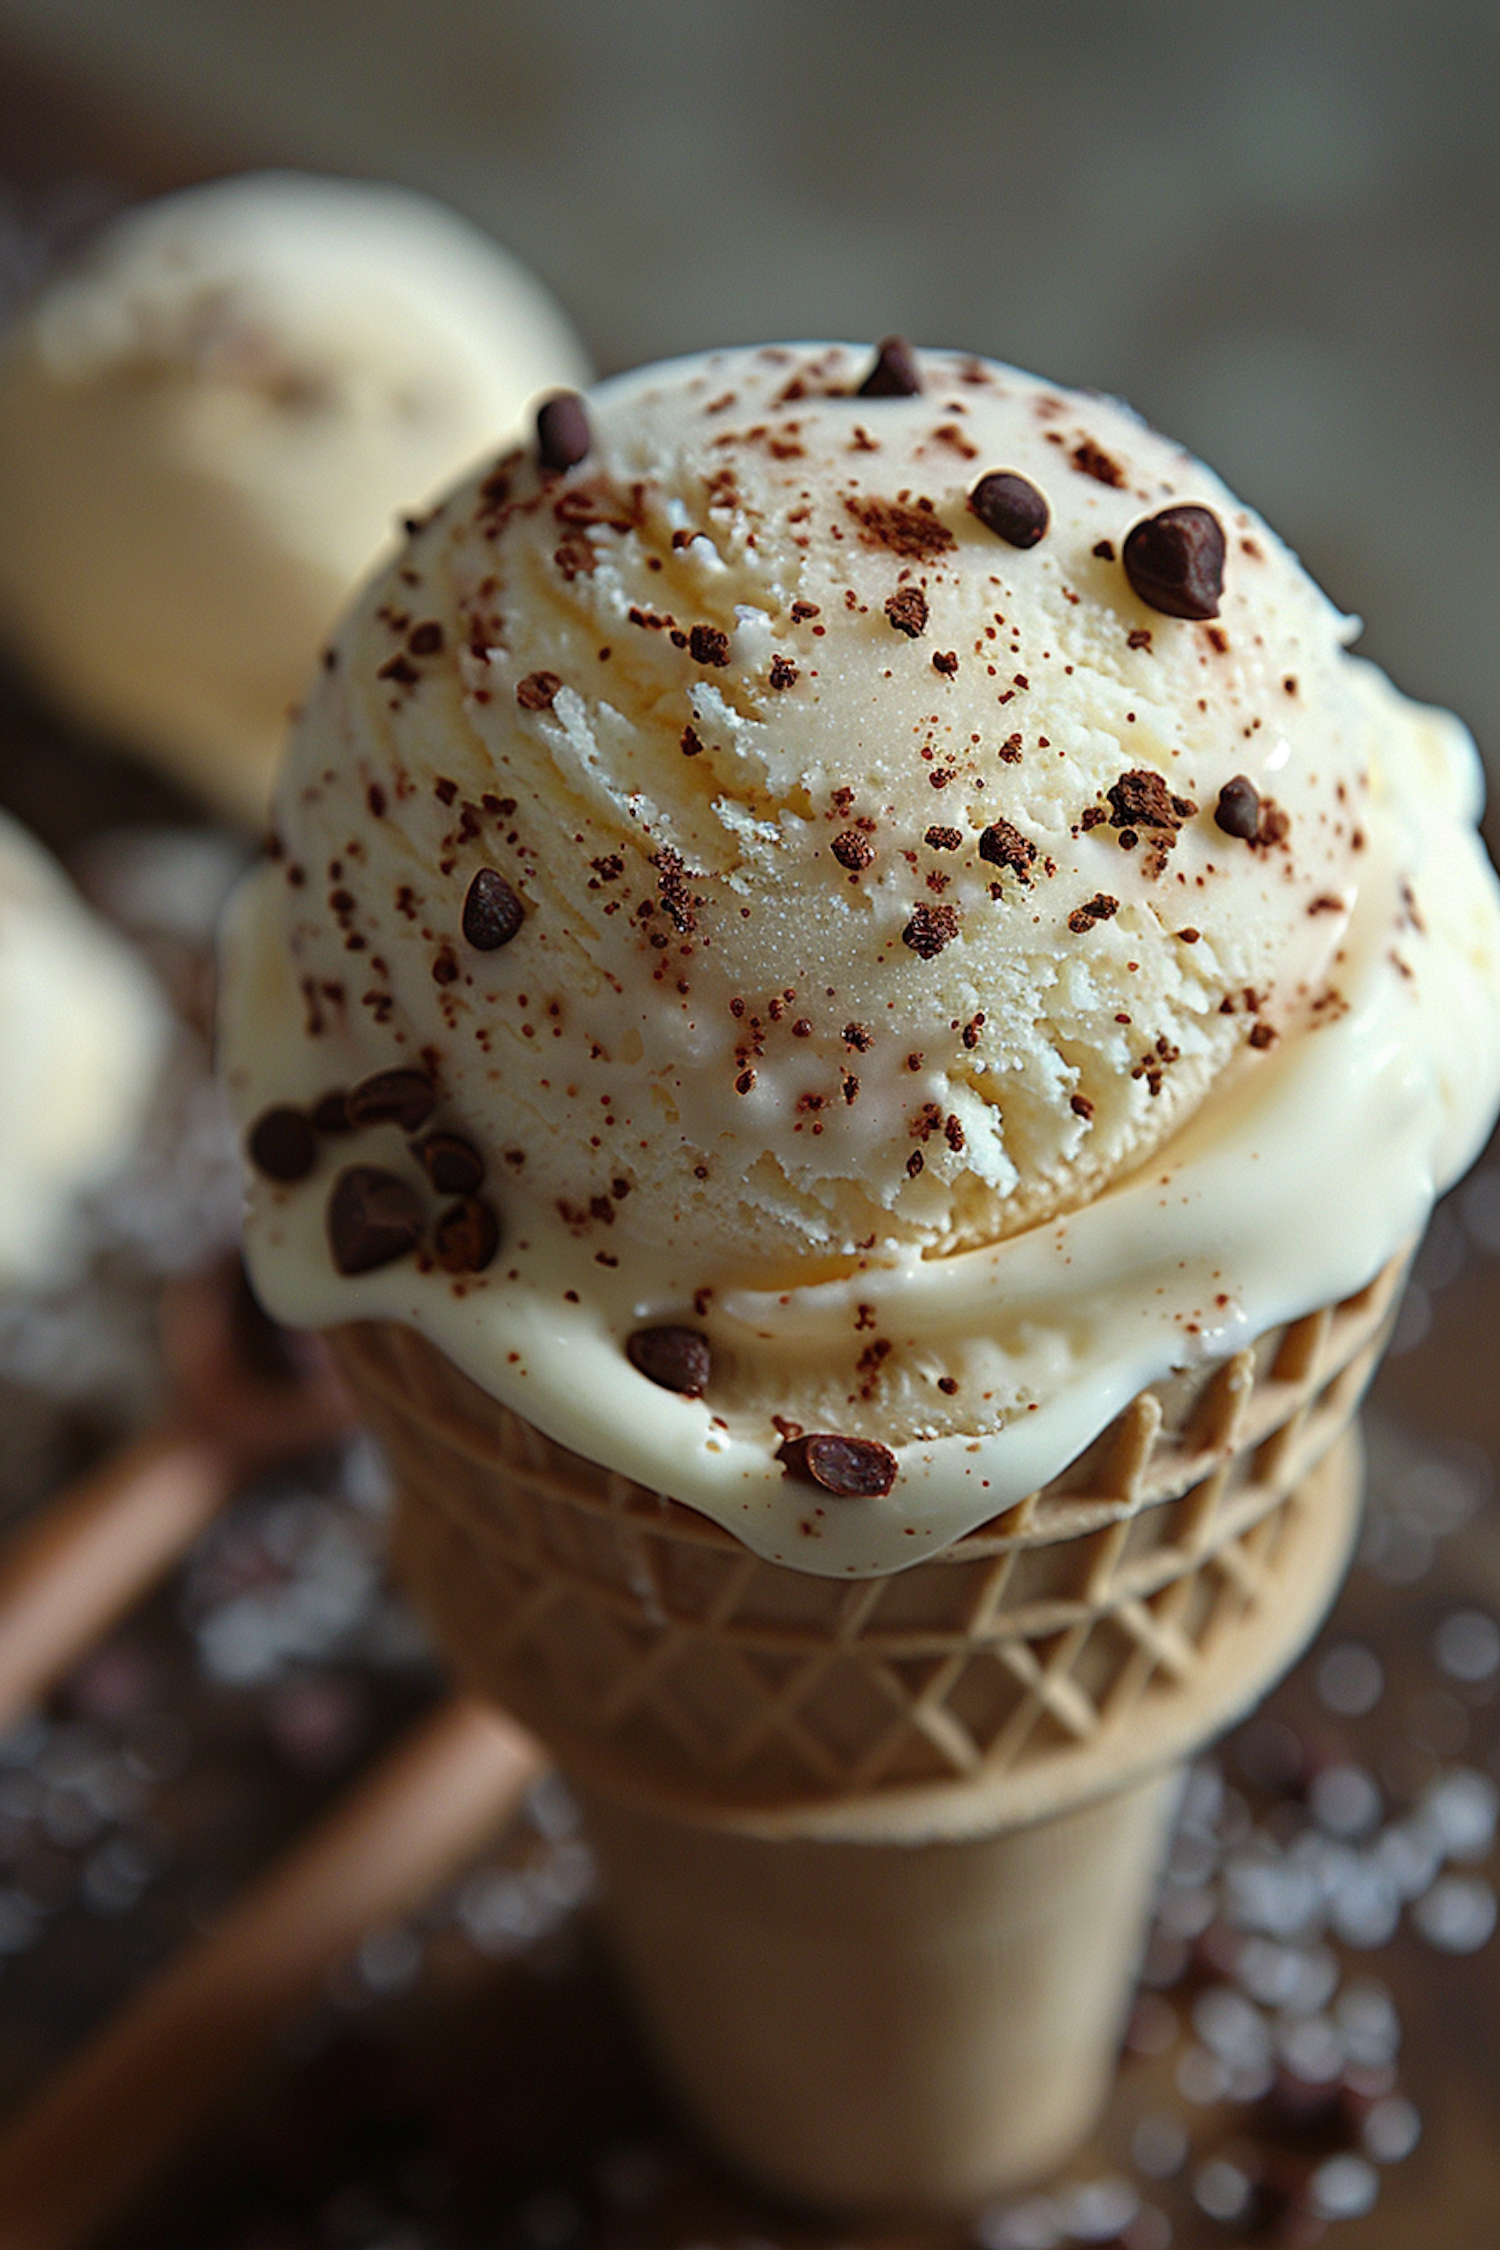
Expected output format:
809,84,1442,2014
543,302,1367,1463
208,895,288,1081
332,1253,1405,1837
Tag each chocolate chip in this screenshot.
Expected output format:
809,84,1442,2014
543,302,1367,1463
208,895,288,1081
1107,769,1196,830
311,1089,354,1136
408,621,444,656
885,586,928,637
310,1088,354,1135
978,819,1037,877
462,868,525,949
536,391,591,473
857,336,922,397
777,1432,898,1498
924,825,963,850
626,1325,713,1395
345,1068,438,1133
326,1166,424,1275
432,1196,501,1274
414,1132,485,1196
1067,893,1120,933
247,1105,317,1183
516,671,562,711
1214,774,1262,839
1122,504,1225,619
967,471,1049,548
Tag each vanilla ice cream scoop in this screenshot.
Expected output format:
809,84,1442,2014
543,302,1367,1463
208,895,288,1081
0,810,167,1288
0,172,591,826
222,344,1500,1573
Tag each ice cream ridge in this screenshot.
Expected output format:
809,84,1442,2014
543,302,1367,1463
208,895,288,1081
223,341,1500,1577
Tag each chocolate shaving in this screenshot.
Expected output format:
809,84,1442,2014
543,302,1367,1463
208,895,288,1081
857,336,922,397
626,1325,713,1395
902,903,960,957
462,868,525,950
688,623,731,666
967,471,1049,549
247,1106,317,1183
326,1166,423,1275
1107,769,1197,831
345,1068,437,1133
884,586,928,637
516,671,562,711
978,819,1037,878
1068,894,1120,933
831,831,874,873
777,1432,898,1498
433,1196,501,1274
1122,504,1226,620
536,392,591,473
414,1132,485,1196
845,497,956,559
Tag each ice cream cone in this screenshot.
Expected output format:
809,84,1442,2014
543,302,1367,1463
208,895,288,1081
328,1248,1399,2211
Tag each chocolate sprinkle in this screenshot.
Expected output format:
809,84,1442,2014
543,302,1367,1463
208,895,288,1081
462,868,525,950
326,1166,424,1275
345,1068,438,1134
626,1325,713,1395
433,1196,501,1274
535,392,591,473
884,586,929,637
1122,504,1226,620
414,1132,485,1196
247,1106,317,1183
857,336,922,398
777,1432,898,1498
1215,774,1262,839
967,471,1049,549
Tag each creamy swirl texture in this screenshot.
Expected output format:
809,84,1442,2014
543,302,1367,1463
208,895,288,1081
222,345,1500,1573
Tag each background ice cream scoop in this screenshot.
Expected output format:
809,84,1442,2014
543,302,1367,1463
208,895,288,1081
0,170,591,825
0,808,167,1288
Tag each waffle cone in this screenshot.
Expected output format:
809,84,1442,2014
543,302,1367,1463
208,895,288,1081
330,1253,1401,2210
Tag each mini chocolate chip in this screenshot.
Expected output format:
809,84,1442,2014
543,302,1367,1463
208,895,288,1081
247,1106,317,1183
414,1132,485,1196
968,471,1049,548
857,336,922,398
345,1068,438,1133
433,1196,501,1274
777,1432,898,1498
311,1089,354,1135
327,1166,424,1275
536,391,591,472
1122,504,1225,619
463,867,525,949
626,1325,713,1395
1214,774,1262,839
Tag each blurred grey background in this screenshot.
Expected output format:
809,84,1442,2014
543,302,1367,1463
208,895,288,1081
1,0,1498,763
